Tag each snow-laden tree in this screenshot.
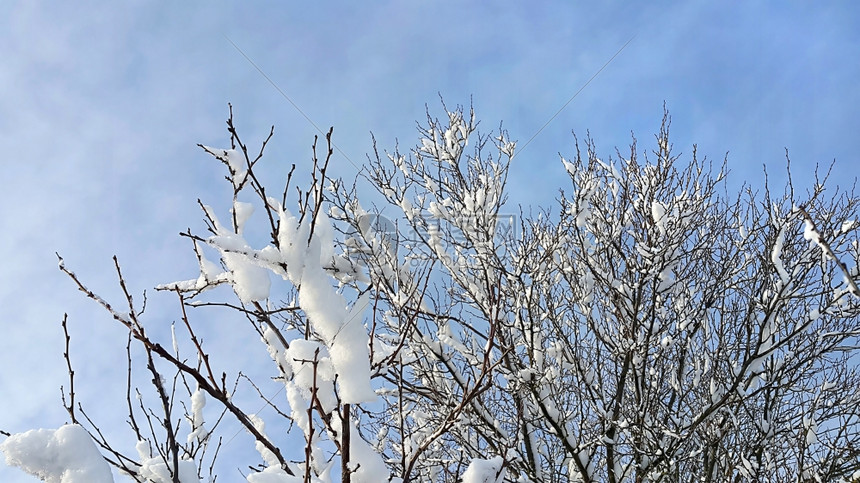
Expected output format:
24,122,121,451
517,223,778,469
3,104,860,482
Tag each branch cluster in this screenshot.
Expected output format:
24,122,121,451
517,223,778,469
4,104,860,483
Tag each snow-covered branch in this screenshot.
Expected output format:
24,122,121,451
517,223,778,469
5,105,860,483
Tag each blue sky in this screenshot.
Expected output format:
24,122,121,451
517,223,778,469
2,1,859,480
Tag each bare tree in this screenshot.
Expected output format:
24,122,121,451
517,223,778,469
3,103,860,483
331,105,860,482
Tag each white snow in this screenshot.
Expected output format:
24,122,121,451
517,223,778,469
276,205,308,284
232,201,255,233
175,206,271,303
285,338,338,414
201,146,248,185
0,424,113,482
343,420,388,483
803,416,818,445
771,226,790,286
246,465,303,483
575,201,591,228
187,389,208,444
651,200,668,237
135,456,199,483
249,414,280,468
285,382,311,436
561,157,577,176
297,241,375,403
133,440,199,483
279,208,376,403
803,219,820,244
461,456,505,483
222,248,271,303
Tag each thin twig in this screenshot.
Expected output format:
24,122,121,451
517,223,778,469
60,314,76,424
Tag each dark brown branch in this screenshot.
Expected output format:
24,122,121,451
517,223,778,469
60,314,76,424
57,254,294,475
